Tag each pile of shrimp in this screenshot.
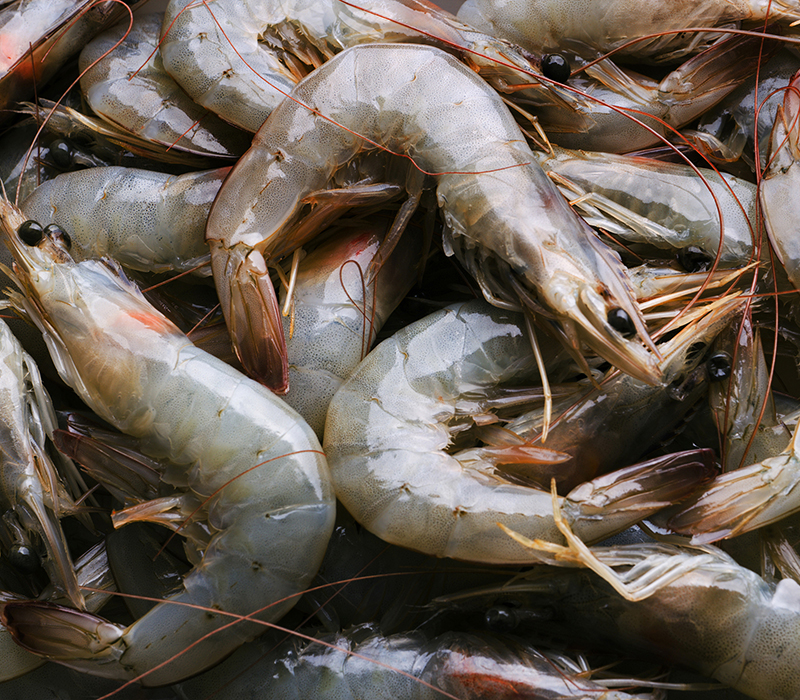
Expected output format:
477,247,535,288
0,0,800,699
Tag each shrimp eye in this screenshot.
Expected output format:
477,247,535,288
48,139,73,169
678,246,712,273
607,307,636,337
7,544,40,574
541,53,571,83
707,352,732,382
484,605,518,632
44,223,71,249
17,220,45,246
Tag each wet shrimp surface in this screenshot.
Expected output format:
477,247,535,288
0,1,796,699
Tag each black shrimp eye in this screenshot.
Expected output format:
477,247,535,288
7,544,40,574
44,223,71,249
484,606,518,633
707,351,732,382
541,53,571,83
48,139,73,169
17,220,45,246
678,246,713,273
607,307,637,337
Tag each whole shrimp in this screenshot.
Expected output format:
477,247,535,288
159,0,573,133
0,199,335,685
20,165,228,275
442,542,800,700
457,0,800,61
173,622,659,700
323,299,716,565
206,42,661,393
79,13,251,159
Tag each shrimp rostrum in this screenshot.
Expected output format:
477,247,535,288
0,200,335,685
206,43,662,392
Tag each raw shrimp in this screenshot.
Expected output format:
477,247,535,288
668,414,800,543
206,43,661,393
456,290,747,493
79,13,251,159
173,622,659,700
158,0,568,133
760,69,800,292
0,317,85,610
535,146,757,268
323,299,716,565
525,32,781,153
20,165,228,275
281,218,424,438
0,199,335,685
442,542,800,700
457,0,800,61
686,47,800,171
0,0,138,121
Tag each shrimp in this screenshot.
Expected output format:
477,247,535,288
172,623,659,700
20,165,228,275
442,542,800,700
0,198,335,685
457,0,800,61
443,290,747,494
79,13,251,159
281,218,424,438
524,32,782,153
323,299,716,565
685,47,800,171
206,42,661,393
0,0,137,122
535,146,758,268
158,0,571,133
760,69,800,292
0,316,86,610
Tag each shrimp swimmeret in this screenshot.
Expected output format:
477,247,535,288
0,199,335,685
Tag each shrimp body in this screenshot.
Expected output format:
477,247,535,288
281,220,423,438
324,300,713,565
79,13,251,159
207,43,660,391
160,0,569,133
0,317,85,610
760,69,800,291
0,200,335,685
450,544,800,700
457,0,800,60
21,166,228,275
536,146,757,267
161,0,337,132
173,624,656,700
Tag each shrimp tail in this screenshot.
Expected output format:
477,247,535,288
668,425,800,544
1,601,125,677
565,448,718,541
209,240,289,394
